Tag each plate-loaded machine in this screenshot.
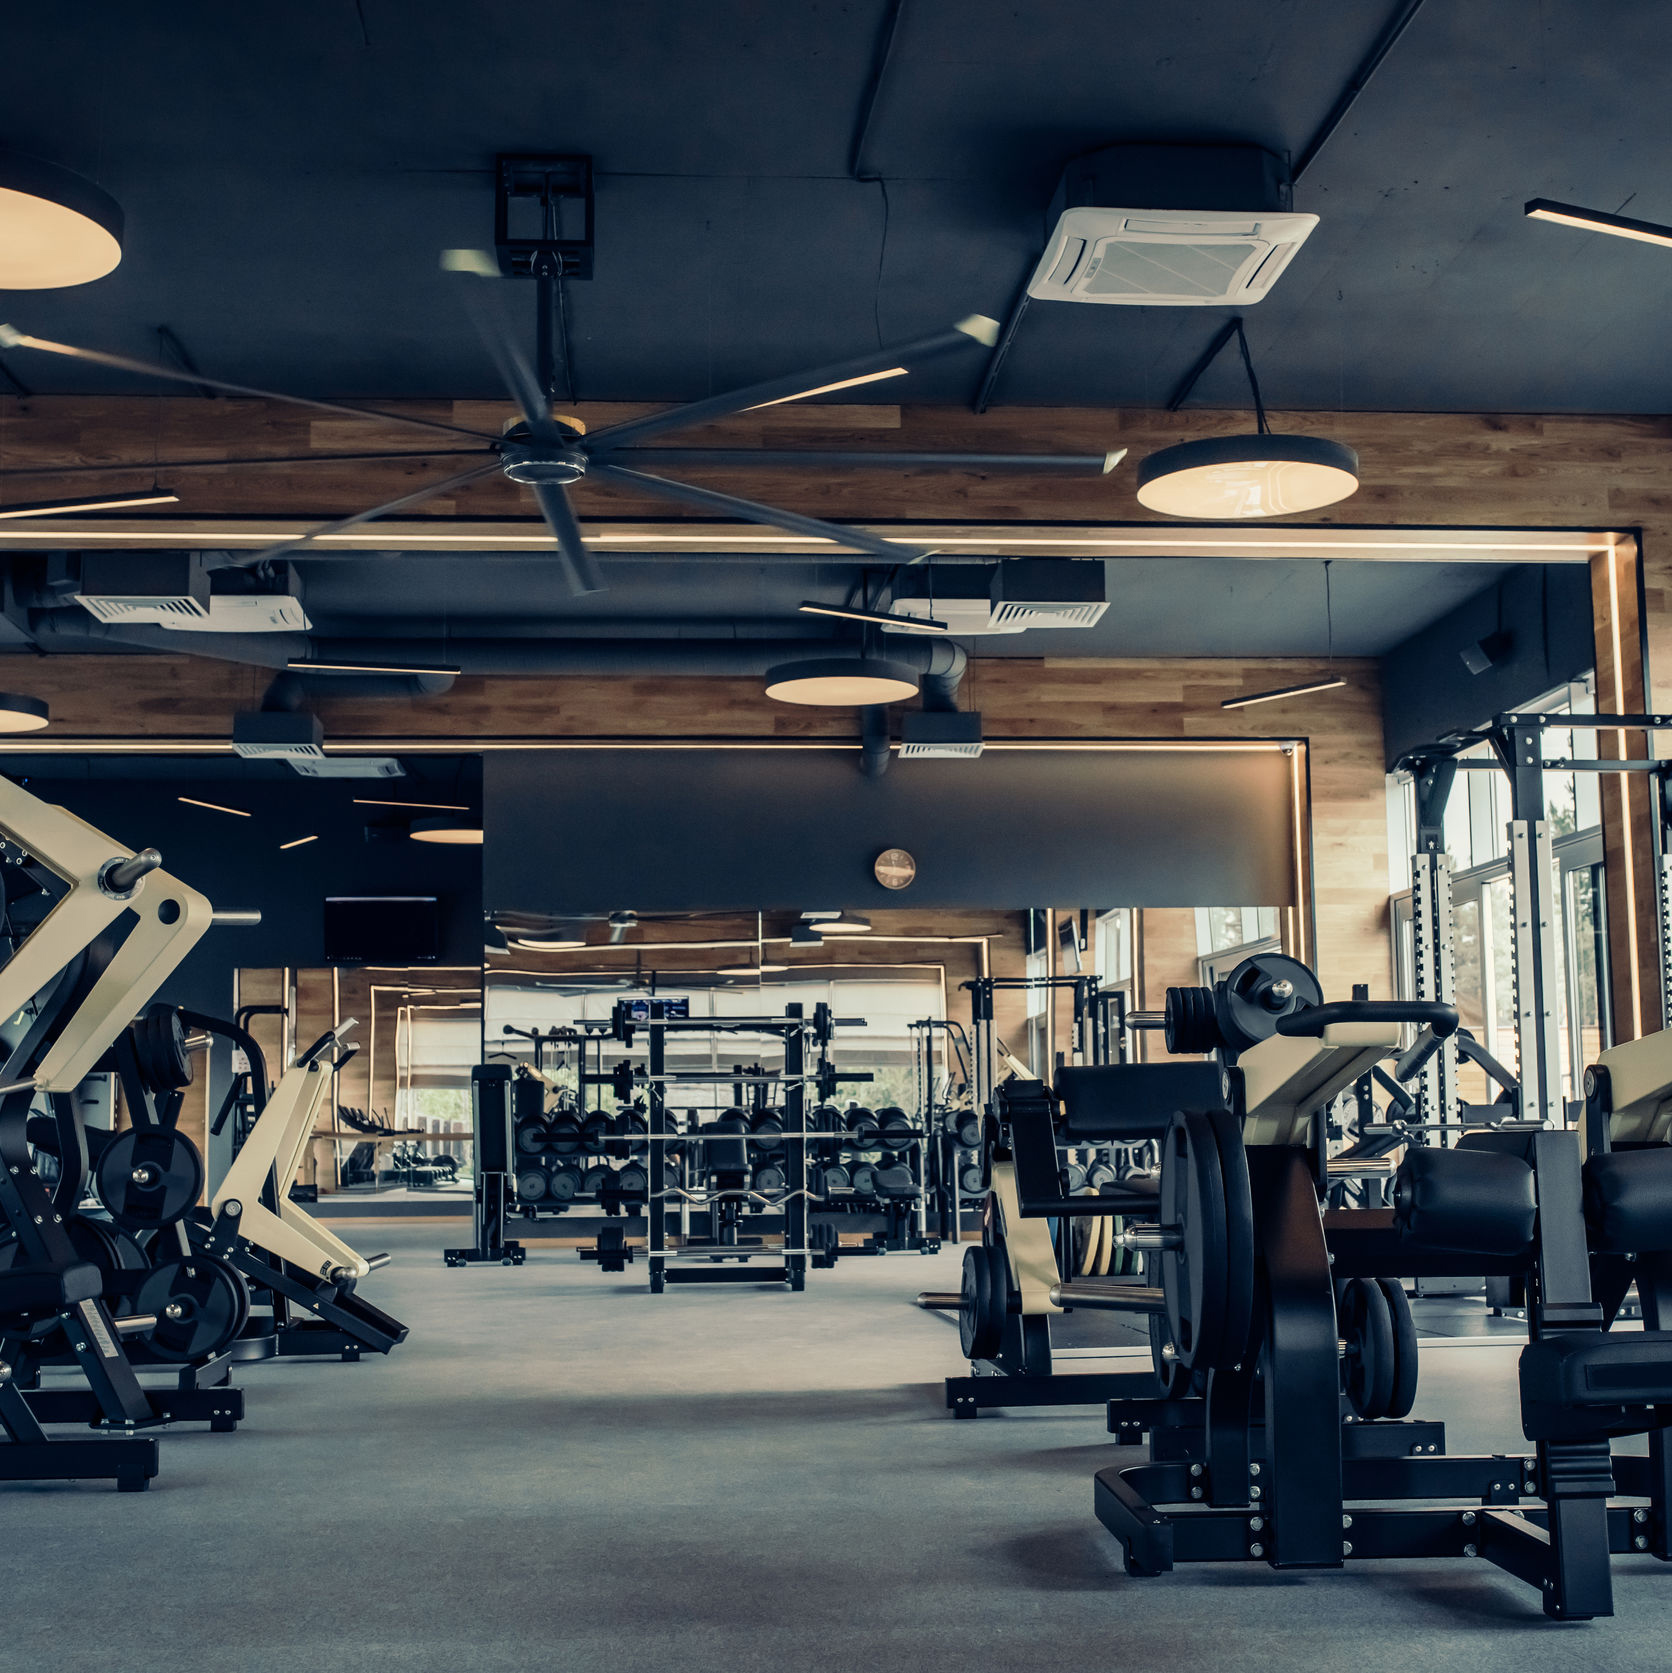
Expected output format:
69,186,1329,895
996,964,1672,1619
937,969,1171,1416
0,777,220,1489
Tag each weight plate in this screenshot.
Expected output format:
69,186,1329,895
1071,1215,1096,1277
579,1113,610,1151
132,1006,194,1092
1377,1277,1420,1420
617,1112,649,1157
135,1255,249,1362
598,1225,626,1251
515,1119,551,1155
516,1169,549,1202
1216,953,1324,1054
547,1117,583,1157
1148,1310,1190,1398
1203,1106,1256,1369
958,1245,994,1361
94,1127,204,1228
1158,1110,1230,1372
983,1241,1011,1348
1340,1276,1397,1421
845,1107,879,1148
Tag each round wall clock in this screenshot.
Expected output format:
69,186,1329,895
874,848,916,890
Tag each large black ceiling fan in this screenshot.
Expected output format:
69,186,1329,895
0,264,1124,597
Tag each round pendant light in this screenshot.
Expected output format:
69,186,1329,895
0,152,123,289
764,656,919,707
409,817,482,845
0,692,49,733
1136,433,1359,519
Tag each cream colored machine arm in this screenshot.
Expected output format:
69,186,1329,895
1238,1021,1408,1148
989,1160,1065,1317
0,780,213,1091
1586,1029,1672,1146
209,1022,373,1281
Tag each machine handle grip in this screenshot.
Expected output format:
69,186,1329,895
1274,1001,1458,1038
211,909,263,927
101,848,162,894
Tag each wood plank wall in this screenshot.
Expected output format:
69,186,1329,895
5,395,1667,1033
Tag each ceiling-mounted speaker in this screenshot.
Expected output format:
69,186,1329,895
1027,143,1316,307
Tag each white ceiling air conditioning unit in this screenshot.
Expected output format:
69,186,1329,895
74,551,310,631
1025,143,1316,307
890,560,1107,636
290,756,406,780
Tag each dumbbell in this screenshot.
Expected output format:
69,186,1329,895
704,1110,753,1177
610,1108,649,1158
579,1111,611,1153
849,1161,879,1196
1064,1161,1088,1193
616,1161,649,1196
820,1163,852,1194
546,1115,583,1157
876,1107,914,1152
752,1163,788,1194
515,1169,548,1202
661,1161,683,1194
958,1162,985,1196
515,1118,551,1156
749,1109,786,1160
1085,1159,1117,1191
582,1163,612,1196
547,1166,582,1203
952,1111,982,1150
845,1107,879,1149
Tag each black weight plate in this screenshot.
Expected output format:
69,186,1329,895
516,1170,549,1202
1203,1106,1256,1369
579,1113,611,1151
958,1245,994,1361
547,1117,583,1157
618,1112,649,1157
983,1241,1011,1350
1216,954,1324,1054
515,1119,551,1155
133,1006,194,1092
1340,1276,1396,1421
135,1255,249,1362
598,1225,626,1251
955,1114,982,1149
1377,1277,1420,1420
1148,1310,1190,1398
95,1127,204,1228
1158,1110,1229,1372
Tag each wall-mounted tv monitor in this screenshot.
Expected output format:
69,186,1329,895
324,896,440,964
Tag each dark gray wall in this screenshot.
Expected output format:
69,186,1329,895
1378,564,1595,767
484,748,1297,914
16,776,482,1015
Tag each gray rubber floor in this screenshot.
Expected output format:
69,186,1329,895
5,1226,1671,1673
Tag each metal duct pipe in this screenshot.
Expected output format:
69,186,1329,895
28,611,971,690
860,705,890,779
918,640,968,711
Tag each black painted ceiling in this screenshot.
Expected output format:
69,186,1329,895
1,0,1667,414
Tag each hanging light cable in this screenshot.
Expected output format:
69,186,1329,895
1222,559,1347,709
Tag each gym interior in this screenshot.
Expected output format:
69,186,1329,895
4,6,1672,1667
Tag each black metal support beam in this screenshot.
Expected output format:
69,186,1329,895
848,0,908,180
1292,0,1431,182
970,267,1034,414
1165,318,1241,412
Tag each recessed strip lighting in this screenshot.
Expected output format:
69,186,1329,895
746,367,908,409
279,834,318,850
289,658,462,677
353,798,472,811
178,795,250,817
0,491,179,521
1525,197,1672,250
797,601,949,635
1220,677,1347,710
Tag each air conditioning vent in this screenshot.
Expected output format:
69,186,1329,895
165,595,312,634
1029,210,1316,307
900,711,984,760
79,594,209,624
290,756,406,780
890,560,1107,635
232,710,325,762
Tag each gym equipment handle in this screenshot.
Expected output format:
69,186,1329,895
102,848,162,893
1048,1281,1168,1313
112,1313,159,1335
1274,1000,1458,1038
363,1253,392,1272
211,909,263,927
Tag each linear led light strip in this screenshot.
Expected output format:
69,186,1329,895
9,736,1298,754
0,525,1610,556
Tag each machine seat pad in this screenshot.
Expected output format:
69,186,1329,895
1583,1146,1672,1254
1520,1330,1672,1440
1054,1063,1227,1143
0,1259,102,1315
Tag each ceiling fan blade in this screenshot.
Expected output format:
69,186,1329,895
530,482,604,596
441,250,564,442
580,316,999,452
228,459,503,567
595,448,1127,473
0,324,497,442
586,460,929,561
0,448,488,482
